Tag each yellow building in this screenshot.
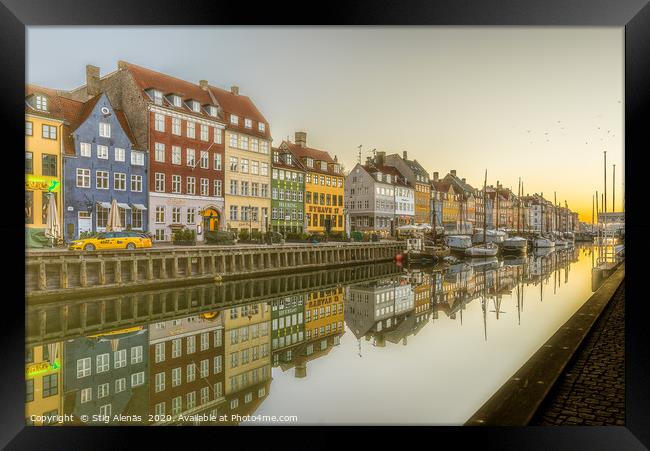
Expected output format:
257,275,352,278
304,286,345,341
281,132,345,235
213,86,273,235
223,302,272,396
432,181,460,229
26,343,63,425
25,85,82,247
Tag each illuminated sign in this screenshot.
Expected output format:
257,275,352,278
26,360,60,377
87,326,144,338
25,176,60,192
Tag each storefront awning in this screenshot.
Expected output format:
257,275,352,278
97,201,111,209
117,203,131,209
131,203,147,211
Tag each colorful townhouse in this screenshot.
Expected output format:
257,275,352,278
62,93,148,240
441,170,477,233
148,314,225,422
25,85,78,247
281,132,345,235
304,286,345,344
384,152,430,226
271,147,305,234
25,342,63,425
271,294,306,368
66,62,228,242
431,180,460,232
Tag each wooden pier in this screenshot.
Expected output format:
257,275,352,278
26,242,404,302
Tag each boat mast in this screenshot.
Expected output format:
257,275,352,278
483,170,487,245
517,178,521,234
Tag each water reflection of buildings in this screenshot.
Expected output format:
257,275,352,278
25,343,63,425
62,326,149,424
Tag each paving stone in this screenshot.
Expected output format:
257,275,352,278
532,281,624,426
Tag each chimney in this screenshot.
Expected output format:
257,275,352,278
450,169,457,176
199,80,208,90
117,60,128,70
432,172,439,181
376,151,386,166
86,64,100,96
366,156,373,166
295,131,307,147
402,151,408,160
334,155,338,163
462,178,466,184
230,86,239,95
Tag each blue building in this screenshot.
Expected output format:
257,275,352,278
63,93,148,240
62,327,149,424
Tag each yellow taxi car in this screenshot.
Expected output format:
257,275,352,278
69,231,153,251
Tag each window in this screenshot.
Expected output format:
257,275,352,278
77,357,91,378
261,184,268,198
130,174,142,192
154,113,165,132
154,143,165,162
187,176,196,195
240,136,249,150
155,372,165,392
251,183,259,197
230,114,239,125
127,207,141,229
187,364,196,382
186,148,196,167
35,95,48,110
229,133,238,148
241,159,249,173
131,150,145,166
25,152,33,174
42,124,57,140
155,205,165,224
213,355,223,374
261,162,269,176
172,117,181,135
201,386,210,405
96,171,109,190
171,396,182,415
172,207,181,223
230,352,238,368
172,367,181,387
76,168,90,188
155,173,165,192
171,175,181,194
172,95,182,107
214,127,222,143
200,358,209,378
200,151,209,168
251,139,259,152
214,153,222,170
187,335,196,354
213,179,222,196
172,146,181,165
154,342,165,363
96,353,110,373
42,374,58,397
152,90,163,105
155,402,165,416
131,346,143,364
229,205,238,220
41,154,57,176
97,382,109,399
80,387,91,403
241,181,249,196
131,371,145,387
258,122,265,133
214,382,223,398
192,100,200,113
187,391,196,409
99,122,111,138
99,404,112,417
96,204,108,228
186,121,196,139
200,124,209,141
229,180,238,195
114,173,126,191
261,141,269,154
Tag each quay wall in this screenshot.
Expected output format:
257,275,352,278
26,242,404,302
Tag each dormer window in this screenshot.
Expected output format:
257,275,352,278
386,174,391,183
286,154,292,165
35,95,48,111
306,158,314,168
376,172,382,181
320,161,328,171
244,118,252,129
258,123,266,133
189,100,200,113
207,105,218,117
273,152,279,163
172,95,181,107
230,115,239,125
151,90,163,105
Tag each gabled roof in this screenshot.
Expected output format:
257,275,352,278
26,84,84,124
432,180,454,193
282,141,341,177
272,146,306,172
362,163,412,188
209,85,271,140
443,172,476,195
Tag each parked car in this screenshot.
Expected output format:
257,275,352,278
69,231,153,251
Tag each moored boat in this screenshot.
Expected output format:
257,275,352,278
465,242,499,257
445,235,473,253
533,236,555,248
502,236,528,253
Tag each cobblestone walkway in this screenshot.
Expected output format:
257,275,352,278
532,281,625,426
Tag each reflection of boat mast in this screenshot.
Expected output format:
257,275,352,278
482,271,487,342
516,266,521,326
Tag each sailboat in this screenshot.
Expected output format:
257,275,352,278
466,170,499,257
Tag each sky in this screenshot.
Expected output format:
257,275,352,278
27,27,624,222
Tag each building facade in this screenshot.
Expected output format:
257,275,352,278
281,132,344,235
345,160,396,235
384,152,430,225
62,93,148,240
25,343,63,425
271,294,306,368
271,147,305,234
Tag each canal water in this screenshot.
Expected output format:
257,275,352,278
25,245,600,426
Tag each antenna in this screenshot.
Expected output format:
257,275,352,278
357,145,362,164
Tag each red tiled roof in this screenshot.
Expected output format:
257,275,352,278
209,85,270,140
432,181,453,192
282,141,342,177
362,164,411,187
271,147,306,172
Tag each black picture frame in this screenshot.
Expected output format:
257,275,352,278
3,0,648,448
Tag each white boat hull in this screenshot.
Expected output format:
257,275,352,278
465,244,499,257
533,237,555,248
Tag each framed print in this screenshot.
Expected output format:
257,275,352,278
2,0,649,448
